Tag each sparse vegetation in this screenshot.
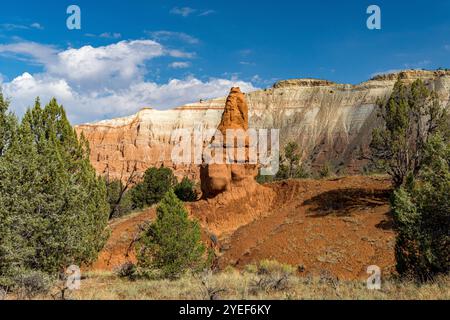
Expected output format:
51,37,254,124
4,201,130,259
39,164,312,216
11,268,448,300
318,161,334,179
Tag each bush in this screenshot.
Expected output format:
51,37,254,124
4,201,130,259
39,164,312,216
174,177,198,202
130,167,177,209
392,135,449,281
318,161,333,178
116,262,138,281
15,270,53,299
248,260,296,294
136,189,206,279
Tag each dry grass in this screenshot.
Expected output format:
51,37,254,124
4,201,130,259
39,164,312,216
4,260,448,300
61,267,450,300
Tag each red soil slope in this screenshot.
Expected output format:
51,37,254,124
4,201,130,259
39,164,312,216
91,176,396,280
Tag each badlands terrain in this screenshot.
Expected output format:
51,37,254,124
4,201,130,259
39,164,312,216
76,70,449,283
76,70,450,180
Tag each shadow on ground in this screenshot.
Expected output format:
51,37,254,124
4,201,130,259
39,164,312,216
303,188,391,218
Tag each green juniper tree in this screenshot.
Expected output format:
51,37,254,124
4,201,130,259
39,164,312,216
137,189,206,279
174,177,198,202
0,98,109,287
0,92,17,156
130,166,177,208
391,134,449,281
370,78,449,280
370,79,448,187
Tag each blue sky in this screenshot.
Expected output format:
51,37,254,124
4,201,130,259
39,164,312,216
0,0,449,123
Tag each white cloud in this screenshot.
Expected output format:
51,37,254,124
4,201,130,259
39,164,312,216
0,41,58,65
0,23,44,30
169,61,191,69
0,23,29,31
30,23,44,30
444,44,450,51
170,7,196,17
86,32,122,39
199,10,216,16
0,39,256,124
146,31,199,44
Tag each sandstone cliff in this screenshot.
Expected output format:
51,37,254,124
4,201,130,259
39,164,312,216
75,70,450,180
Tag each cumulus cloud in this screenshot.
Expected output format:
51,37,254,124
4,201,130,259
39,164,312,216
0,41,58,65
0,39,256,124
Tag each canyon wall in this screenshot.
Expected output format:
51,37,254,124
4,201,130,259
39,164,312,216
75,70,450,181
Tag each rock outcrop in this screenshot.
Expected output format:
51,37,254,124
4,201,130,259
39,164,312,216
75,70,450,181
200,87,258,198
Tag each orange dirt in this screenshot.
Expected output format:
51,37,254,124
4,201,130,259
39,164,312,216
91,176,396,280
91,208,156,271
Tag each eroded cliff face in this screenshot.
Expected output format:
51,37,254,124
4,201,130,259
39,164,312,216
75,70,450,180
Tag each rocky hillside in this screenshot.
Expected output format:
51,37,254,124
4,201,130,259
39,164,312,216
75,70,450,180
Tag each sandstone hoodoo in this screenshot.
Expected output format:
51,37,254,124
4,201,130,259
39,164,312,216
200,87,259,199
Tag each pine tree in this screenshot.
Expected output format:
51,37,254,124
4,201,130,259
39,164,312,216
137,189,206,279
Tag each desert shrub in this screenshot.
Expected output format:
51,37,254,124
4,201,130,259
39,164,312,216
0,98,109,288
248,260,296,294
294,164,311,179
318,161,333,178
15,270,53,299
198,270,227,300
392,135,449,281
136,189,206,279
174,177,198,202
130,167,177,209
271,142,311,181
256,174,274,184
116,262,138,281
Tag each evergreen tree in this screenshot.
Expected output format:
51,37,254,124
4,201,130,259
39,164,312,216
137,189,206,279
0,98,109,286
370,79,448,186
130,167,177,208
174,177,198,202
392,134,449,280
0,92,17,156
